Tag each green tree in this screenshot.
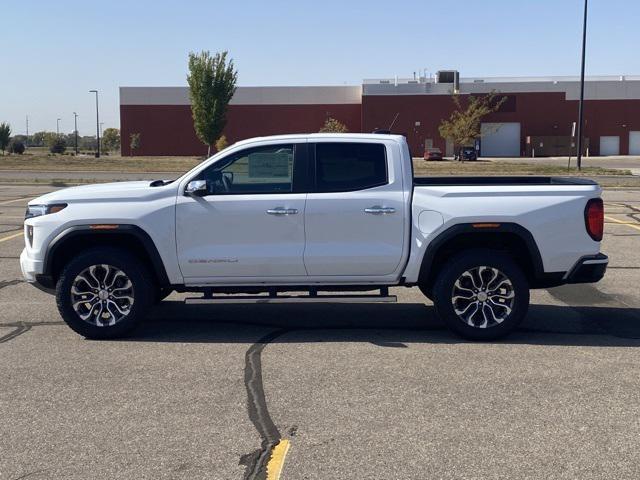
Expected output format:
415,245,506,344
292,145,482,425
130,133,141,154
187,50,238,156
0,123,11,155
319,117,349,133
102,128,121,152
438,91,507,159
43,132,59,149
31,131,48,147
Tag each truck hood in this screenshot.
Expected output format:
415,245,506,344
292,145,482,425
29,181,174,205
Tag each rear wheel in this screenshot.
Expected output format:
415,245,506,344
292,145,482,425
56,247,154,339
431,249,529,340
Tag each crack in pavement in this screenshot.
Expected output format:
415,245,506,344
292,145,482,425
240,329,289,480
0,321,65,344
0,323,32,343
0,279,23,290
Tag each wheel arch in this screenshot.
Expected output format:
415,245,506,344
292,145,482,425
418,223,554,295
42,225,170,288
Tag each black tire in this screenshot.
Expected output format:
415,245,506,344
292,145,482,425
56,247,154,339
431,249,529,340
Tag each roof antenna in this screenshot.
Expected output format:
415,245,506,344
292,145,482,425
388,112,400,130
373,113,399,134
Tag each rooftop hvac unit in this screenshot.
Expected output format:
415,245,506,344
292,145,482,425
436,70,460,92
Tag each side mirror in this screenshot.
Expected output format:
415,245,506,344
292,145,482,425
185,180,208,196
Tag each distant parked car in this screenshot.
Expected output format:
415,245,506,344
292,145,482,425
460,146,478,161
424,147,443,161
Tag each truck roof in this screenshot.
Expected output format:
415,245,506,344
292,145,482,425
231,132,407,147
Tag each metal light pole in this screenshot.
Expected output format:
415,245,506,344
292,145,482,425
576,0,588,170
73,112,79,155
89,90,100,158
56,118,61,136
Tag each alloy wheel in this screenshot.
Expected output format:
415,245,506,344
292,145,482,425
70,264,135,326
451,266,515,329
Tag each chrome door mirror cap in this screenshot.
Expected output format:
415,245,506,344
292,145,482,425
185,180,208,196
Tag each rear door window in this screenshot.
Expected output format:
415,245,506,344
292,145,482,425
314,142,387,193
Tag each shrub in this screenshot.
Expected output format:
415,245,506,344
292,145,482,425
215,135,228,152
50,137,67,154
9,140,25,154
319,117,348,133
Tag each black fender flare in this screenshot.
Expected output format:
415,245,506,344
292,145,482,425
42,224,170,286
417,222,558,288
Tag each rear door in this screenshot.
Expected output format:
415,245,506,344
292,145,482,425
303,140,406,277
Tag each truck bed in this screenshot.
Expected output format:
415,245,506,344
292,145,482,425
414,176,598,186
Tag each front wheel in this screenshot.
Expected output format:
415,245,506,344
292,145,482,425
432,249,529,340
56,247,154,339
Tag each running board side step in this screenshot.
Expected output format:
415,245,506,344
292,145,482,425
185,294,397,305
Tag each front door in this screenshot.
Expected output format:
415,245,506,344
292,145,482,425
176,142,307,280
303,141,405,277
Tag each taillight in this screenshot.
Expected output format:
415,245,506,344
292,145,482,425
585,198,604,241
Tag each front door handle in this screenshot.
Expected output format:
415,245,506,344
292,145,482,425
266,208,298,215
364,206,396,215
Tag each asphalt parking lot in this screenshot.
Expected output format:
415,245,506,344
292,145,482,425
1,183,640,480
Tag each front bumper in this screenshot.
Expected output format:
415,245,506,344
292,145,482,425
20,248,43,282
564,253,608,284
20,248,55,294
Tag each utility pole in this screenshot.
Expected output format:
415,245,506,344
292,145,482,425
56,118,61,136
73,112,79,155
89,90,100,158
25,115,29,148
576,0,588,170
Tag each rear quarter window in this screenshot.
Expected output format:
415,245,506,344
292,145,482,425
315,142,388,193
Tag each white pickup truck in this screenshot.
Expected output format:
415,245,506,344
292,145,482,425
20,133,607,340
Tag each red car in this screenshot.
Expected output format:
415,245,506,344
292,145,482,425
424,147,443,161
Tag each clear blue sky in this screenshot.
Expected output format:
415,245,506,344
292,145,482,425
2,0,638,136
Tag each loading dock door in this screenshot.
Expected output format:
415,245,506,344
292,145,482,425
629,132,640,155
480,123,521,157
600,136,620,156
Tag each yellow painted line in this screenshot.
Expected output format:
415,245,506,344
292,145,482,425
605,215,640,232
266,439,291,480
0,231,23,243
0,197,30,205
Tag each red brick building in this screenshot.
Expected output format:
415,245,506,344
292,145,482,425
120,86,362,156
120,75,640,157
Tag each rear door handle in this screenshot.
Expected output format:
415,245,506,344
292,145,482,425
266,208,298,215
364,206,396,215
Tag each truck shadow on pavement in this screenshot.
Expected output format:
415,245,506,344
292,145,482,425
135,301,640,347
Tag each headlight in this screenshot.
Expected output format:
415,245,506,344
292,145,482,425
25,203,67,219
